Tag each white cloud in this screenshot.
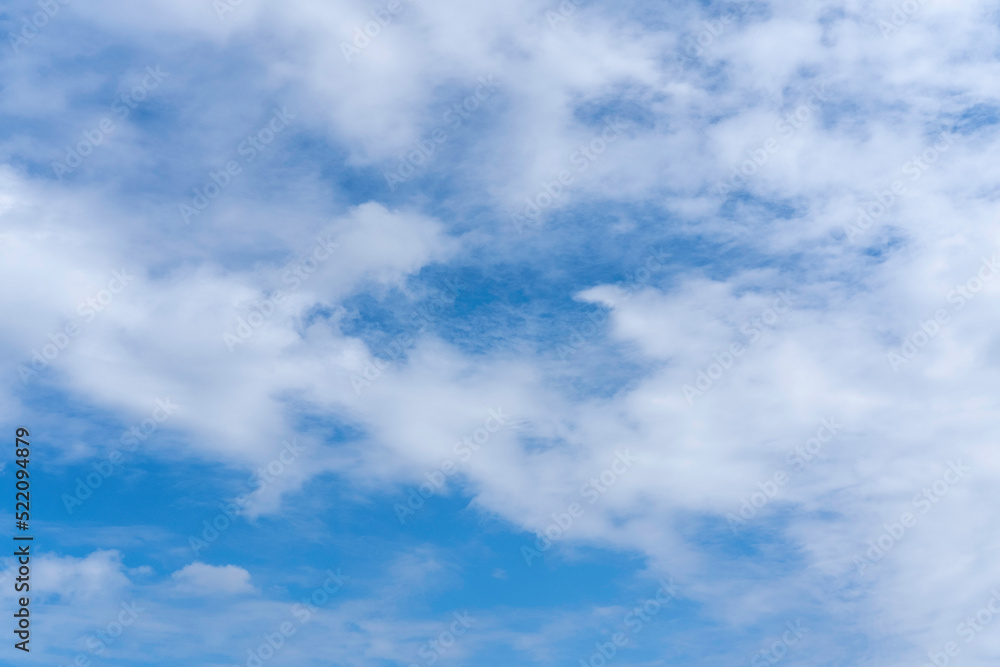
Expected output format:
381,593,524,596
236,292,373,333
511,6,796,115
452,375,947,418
5,0,1000,661
31,550,132,602
171,562,256,595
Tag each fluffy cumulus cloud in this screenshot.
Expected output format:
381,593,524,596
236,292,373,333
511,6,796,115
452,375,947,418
2,0,1000,664
170,562,255,595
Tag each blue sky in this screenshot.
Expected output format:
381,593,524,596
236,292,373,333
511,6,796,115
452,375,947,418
2,0,1000,665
